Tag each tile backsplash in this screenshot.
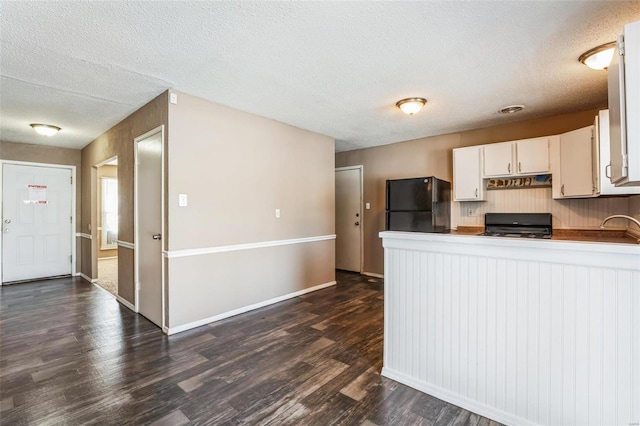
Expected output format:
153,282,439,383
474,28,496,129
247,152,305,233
453,187,631,229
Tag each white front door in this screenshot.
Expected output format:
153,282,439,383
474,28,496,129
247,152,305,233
335,167,362,272
2,164,72,282
135,128,164,327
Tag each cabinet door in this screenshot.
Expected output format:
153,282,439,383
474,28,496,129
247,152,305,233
453,146,483,201
483,143,513,176
597,110,640,195
516,137,549,174
559,126,596,198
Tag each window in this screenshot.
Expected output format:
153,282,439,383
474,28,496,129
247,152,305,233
101,177,118,249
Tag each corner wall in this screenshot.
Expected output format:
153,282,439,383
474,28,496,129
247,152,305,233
166,91,335,329
80,92,168,304
335,108,633,276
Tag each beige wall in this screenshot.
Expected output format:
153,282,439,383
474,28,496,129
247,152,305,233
80,92,168,303
0,140,83,272
335,107,635,276
166,91,335,328
96,165,118,259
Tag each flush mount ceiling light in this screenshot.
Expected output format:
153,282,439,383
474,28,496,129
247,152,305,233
579,41,616,70
396,97,427,115
30,123,61,136
498,105,525,114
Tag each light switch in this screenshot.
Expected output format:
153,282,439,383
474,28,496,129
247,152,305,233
178,194,188,207
365,202,371,210
275,209,281,218
170,93,178,104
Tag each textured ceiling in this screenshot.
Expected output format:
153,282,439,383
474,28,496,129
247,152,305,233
1,1,640,152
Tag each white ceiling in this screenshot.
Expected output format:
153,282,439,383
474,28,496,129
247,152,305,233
1,1,639,152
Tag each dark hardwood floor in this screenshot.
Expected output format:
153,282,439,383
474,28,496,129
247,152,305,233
0,271,501,426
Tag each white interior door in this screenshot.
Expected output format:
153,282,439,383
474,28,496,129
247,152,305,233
2,164,72,282
335,167,362,272
136,128,163,327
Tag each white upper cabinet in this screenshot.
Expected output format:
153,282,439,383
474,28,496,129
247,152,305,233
483,142,513,176
453,146,483,201
608,20,640,186
483,138,550,177
595,110,640,195
554,126,597,199
515,137,550,174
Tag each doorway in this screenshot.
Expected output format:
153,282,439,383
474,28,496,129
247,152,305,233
335,166,363,273
1,162,75,283
134,126,164,328
95,158,118,296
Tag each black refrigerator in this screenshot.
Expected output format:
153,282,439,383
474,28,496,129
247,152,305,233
385,176,451,233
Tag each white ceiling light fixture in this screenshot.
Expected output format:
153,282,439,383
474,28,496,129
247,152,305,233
396,98,427,116
498,105,525,114
30,123,61,136
579,41,616,70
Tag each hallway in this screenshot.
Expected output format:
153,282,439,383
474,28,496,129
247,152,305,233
0,272,498,425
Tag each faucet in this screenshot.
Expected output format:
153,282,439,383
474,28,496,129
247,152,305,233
600,214,640,229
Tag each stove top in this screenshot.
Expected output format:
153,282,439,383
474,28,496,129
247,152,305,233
481,231,552,239
482,213,553,239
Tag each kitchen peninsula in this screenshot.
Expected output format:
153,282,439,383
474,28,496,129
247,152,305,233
380,231,640,426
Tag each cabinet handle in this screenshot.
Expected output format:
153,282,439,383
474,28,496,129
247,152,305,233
475,188,478,198
561,184,565,196
518,162,522,172
605,164,611,179
507,163,511,173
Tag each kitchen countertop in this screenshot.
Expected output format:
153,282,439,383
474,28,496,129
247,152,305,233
454,225,640,245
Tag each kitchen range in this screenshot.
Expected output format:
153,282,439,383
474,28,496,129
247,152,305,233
481,212,552,239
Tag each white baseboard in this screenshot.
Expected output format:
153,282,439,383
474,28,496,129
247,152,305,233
165,280,337,335
381,367,536,426
76,272,98,283
362,271,384,279
116,295,136,312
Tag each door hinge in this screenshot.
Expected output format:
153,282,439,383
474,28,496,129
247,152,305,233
70,176,73,184
70,216,73,224
619,37,625,56
70,255,72,264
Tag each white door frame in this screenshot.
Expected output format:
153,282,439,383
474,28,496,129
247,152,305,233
0,160,77,285
133,125,166,329
335,165,364,273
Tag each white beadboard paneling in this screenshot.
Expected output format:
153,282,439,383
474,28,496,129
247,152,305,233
454,187,631,229
381,231,640,426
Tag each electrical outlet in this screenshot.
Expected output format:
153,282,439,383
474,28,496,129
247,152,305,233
467,207,478,217
275,209,281,218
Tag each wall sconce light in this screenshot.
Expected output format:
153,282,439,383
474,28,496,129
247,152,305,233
579,41,616,70
396,98,427,115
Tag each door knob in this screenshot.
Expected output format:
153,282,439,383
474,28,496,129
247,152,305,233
152,234,162,240
355,222,360,226
355,213,359,217
4,228,9,233
4,219,10,224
